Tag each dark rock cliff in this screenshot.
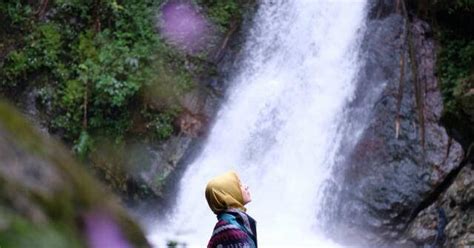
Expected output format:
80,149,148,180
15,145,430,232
322,1,472,247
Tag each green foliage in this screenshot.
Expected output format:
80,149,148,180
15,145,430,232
166,239,187,248
142,108,178,141
1,0,252,163
0,2,34,28
73,130,93,161
154,173,168,191
434,0,474,148
434,0,474,13
34,23,63,68
0,0,199,156
433,0,474,112
2,51,28,81
0,208,84,248
200,0,240,30
150,114,175,140
167,240,178,248
438,39,474,107
2,22,65,86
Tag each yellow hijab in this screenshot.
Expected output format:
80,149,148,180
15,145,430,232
205,171,246,214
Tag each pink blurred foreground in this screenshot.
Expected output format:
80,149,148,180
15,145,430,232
83,210,132,248
159,0,214,53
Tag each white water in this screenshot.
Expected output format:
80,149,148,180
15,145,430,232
149,0,367,247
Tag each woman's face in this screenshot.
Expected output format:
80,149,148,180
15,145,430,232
240,182,252,205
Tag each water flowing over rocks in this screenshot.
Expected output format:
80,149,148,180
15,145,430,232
151,1,369,246
2,1,473,247
324,7,465,247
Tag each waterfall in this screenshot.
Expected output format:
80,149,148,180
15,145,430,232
149,0,367,247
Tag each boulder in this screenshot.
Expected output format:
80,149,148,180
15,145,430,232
406,164,474,247
0,101,150,248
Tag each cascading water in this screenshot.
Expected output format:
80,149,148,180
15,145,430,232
149,0,367,247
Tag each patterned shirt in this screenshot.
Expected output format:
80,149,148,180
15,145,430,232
207,209,257,248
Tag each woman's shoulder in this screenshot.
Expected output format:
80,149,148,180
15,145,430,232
219,210,256,234
212,218,248,236
208,219,254,248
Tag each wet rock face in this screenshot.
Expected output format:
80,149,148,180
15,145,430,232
442,166,474,247
0,102,150,247
407,165,474,247
326,13,463,245
367,0,397,20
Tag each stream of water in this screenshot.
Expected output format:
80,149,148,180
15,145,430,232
149,0,368,247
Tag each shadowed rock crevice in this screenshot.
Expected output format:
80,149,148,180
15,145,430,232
407,145,472,224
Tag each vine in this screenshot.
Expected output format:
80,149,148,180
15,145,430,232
398,0,426,151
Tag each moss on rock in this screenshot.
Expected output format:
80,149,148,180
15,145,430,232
0,101,150,247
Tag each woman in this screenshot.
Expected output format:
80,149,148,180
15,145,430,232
205,171,257,248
